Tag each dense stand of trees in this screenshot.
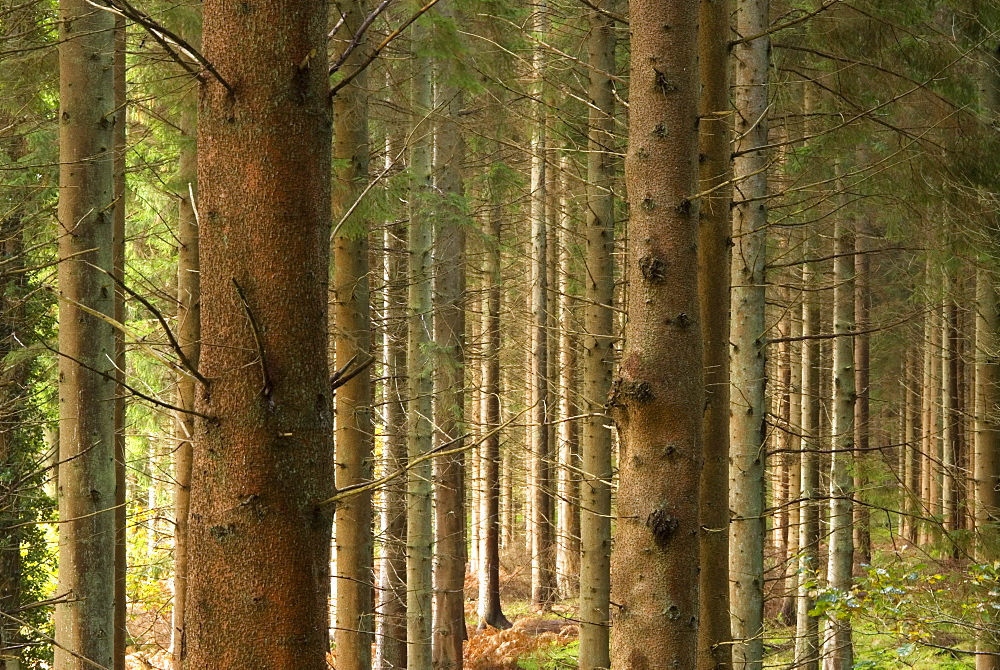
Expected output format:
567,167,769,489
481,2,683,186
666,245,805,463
1,0,1000,669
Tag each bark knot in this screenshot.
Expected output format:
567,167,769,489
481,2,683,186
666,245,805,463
638,255,668,283
646,506,679,548
611,379,655,405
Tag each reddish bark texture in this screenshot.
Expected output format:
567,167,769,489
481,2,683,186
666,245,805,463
187,0,334,666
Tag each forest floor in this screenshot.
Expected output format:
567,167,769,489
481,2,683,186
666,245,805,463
123,537,991,670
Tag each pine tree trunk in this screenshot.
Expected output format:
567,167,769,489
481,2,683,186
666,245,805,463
112,19,127,670
407,30,435,667
824,197,855,670
170,114,199,670
975,45,1000,670
853,226,871,565
578,3,616,667
609,0,701,666
55,0,117,665
919,279,937,545
697,0,733,664
528,1,555,610
377,195,408,670
476,196,511,631
432,69,467,670
332,2,374,666
187,0,334,663
975,266,1000,670
554,158,579,601
794,249,821,670
729,1,769,666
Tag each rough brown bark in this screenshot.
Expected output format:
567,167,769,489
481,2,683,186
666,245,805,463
55,0,117,665
186,0,334,664
609,0,701,666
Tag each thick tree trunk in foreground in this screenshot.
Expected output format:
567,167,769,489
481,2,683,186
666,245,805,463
609,0,702,667
332,2,375,666
697,0,732,666
55,1,117,666
187,0,333,664
578,2,615,667
975,267,1000,670
976,45,1000,670
729,1,769,667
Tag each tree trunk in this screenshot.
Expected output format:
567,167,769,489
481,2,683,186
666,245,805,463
824,190,855,670
697,0,733,664
170,113,199,670
975,266,1000,670
729,0,769,666
377,187,408,670
186,0,334,664
407,28,435,667
794,246,821,670
332,3,375,667
477,197,511,632
112,18,127,670
432,64,467,670
578,2,616,666
609,0,701,666
853,224,871,566
528,1,555,611
975,45,1000,670
55,0,117,665
555,159,579,601
919,275,938,546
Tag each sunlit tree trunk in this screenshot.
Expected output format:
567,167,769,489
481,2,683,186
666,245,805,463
609,0,701,666
555,176,580,603
407,26,435,667
729,0,769,666
578,2,615,666
332,2,374,666
794,244,820,670
376,182,407,670
528,0,555,611
55,0,117,665
824,189,855,670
